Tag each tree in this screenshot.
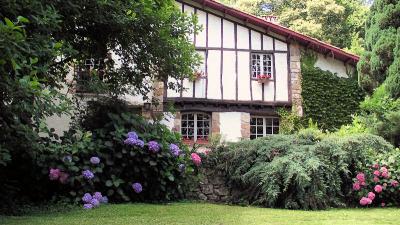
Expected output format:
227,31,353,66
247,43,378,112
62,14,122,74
0,0,199,211
355,0,400,146
357,0,400,96
217,0,369,52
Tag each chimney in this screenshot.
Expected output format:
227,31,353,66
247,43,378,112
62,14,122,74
263,15,278,24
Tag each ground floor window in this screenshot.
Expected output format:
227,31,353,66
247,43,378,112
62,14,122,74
250,116,279,139
181,112,211,141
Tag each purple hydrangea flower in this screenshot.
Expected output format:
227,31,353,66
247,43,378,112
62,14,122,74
179,164,186,172
83,203,93,209
169,144,180,157
82,170,94,180
82,193,92,203
100,196,108,204
148,141,160,153
127,131,138,139
90,156,100,164
93,192,102,200
90,198,100,207
132,182,143,193
124,138,145,148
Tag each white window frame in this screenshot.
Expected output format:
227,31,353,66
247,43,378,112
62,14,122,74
251,53,273,79
181,112,211,141
250,116,279,139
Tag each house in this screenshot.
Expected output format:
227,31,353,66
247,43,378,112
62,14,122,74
46,0,359,143
157,0,359,143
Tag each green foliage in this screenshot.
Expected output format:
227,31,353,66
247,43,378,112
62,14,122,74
277,108,302,134
1,0,199,213
301,53,365,131
356,85,400,146
40,100,198,204
210,132,393,210
358,0,400,96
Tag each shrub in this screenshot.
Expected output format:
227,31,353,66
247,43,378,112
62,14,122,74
40,100,199,207
352,148,400,207
211,132,393,210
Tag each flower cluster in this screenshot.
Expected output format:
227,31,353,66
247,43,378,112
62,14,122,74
90,156,100,165
353,164,399,207
191,153,201,166
257,74,272,80
132,182,143,193
148,141,160,153
169,144,181,157
82,192,108,210
82,169,94,180
49,168,69,184
124,131,145,148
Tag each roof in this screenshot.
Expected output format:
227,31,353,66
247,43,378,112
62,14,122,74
190,0,359,65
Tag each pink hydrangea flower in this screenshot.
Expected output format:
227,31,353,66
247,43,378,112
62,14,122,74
191,153,202,166
356,173,365,182
374,185,383,193
59,172,69,184
373,170,380,177
352,182,361,191
391,180,399,187
360,181,366,186
381,202,386,207
367,192,375,200
380,167,388,173
359,197,372,206
49,168,60,180
373,176,380,182
372,164,379,169
381,171,389,178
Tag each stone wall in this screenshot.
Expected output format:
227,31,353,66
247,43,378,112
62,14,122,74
211,112,220,135
240,112,250,139
289,42,303,117
188,165,231,202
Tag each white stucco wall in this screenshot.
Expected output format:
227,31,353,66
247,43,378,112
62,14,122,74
219,112,242,142
315,53,354,78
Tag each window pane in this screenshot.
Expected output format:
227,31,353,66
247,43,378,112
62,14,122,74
273,127,279,134
250,118,257,125
197,121,203,127
250,126,256,134
182,121,187,127
266,127,273,134
188,114,194,120
265,118,273,126
204,121,210,128
273,118,279,126
257,118,263,125
250,135,256,140
257,126,263,134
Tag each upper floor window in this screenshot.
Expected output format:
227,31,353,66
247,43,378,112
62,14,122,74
251,53,273,79
250,116,279,139
75,58,105,93
181,112,210,141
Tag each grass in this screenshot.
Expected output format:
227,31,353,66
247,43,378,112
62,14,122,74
1,202,399,225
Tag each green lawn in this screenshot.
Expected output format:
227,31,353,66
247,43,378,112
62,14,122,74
1,202,399,225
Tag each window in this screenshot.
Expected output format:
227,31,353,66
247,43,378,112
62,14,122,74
181,113,211,141
75,58,105,93
251,53,273,79
250,116,279,139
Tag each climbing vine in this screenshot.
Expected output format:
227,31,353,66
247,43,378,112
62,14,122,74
301,52,365,130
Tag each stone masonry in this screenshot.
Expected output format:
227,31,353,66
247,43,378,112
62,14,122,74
289,42,303,117
240,112,250,139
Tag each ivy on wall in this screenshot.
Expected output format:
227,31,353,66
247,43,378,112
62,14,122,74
301,52,365,130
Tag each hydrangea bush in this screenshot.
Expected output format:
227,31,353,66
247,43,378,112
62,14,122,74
42,101,201,208
352,148,400,207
